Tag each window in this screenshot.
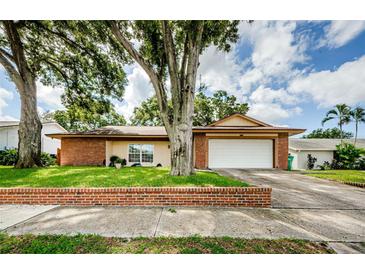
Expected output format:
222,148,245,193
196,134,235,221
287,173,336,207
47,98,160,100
128,144,154,163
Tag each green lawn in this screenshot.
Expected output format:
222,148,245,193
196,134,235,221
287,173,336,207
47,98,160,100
305,170,365,187
0,233,334,254
0,166,248,188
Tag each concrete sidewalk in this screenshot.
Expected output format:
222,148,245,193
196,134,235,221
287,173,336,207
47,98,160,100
2,205,364,245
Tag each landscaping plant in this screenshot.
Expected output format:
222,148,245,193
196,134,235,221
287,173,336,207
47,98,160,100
334,143,365,169
109,155,120,167
307,154,317,170
0,149,55,167
0,149,18,166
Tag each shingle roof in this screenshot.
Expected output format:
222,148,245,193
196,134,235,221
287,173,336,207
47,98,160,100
289,138,365,151
66,126,168,136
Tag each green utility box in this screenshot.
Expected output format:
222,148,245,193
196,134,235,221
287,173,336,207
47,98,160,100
288,155,294,171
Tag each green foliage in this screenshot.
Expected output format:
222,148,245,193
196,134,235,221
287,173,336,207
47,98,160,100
302,128,353,139
115,158,127,166
0,149,18,166
351,107,365,125
351,106,365,143
41,108,126,132
335,143,365,169
306,154,317,170
130,88,249,126
40,152,56,166
322,104,352,140
322,104,352,127
130,96,165,126
1,21,128,127
317,161,332,170
194,89,249,126
109,155,120,167
0,149,55,167
123,20,240,79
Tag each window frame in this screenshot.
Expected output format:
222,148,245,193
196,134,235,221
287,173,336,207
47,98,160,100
128,144,154,164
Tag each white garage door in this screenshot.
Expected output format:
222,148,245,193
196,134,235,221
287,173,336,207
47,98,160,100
208,139,273,168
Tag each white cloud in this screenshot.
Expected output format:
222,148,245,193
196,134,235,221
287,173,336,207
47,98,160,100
289,55,365,107
199,46,245,97
0,87,16,120
319,21,365,48
249,86,299,105
115,65,153,119
36,82,64,110
239,21,308,83
197,21,309,124
247,86,302,123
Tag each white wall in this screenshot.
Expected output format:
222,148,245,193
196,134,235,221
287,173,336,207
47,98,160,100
0,123,66,155
0,127,18,149
289,149,334,170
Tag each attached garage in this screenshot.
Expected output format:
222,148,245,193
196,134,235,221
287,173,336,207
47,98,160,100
208,139,273,168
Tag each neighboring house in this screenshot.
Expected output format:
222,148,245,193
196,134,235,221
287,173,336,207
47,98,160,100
47,114,305,169
289,138,365,170
0,121,67,155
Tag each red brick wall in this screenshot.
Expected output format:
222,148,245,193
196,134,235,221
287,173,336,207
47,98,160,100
194,133,208,169
61,138,106,166
0,187,271,208
277,133,289,169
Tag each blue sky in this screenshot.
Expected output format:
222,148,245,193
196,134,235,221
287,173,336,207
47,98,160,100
1,20,365,137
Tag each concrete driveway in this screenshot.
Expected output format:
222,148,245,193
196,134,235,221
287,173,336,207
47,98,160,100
216,169,365,209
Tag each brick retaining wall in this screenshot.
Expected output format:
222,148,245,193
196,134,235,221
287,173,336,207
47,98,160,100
0,187,271,208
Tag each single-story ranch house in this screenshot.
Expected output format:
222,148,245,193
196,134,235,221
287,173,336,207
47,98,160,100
289,138,365,170
47,114,305,169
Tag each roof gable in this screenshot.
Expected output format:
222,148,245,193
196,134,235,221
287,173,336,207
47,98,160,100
208,113,272,127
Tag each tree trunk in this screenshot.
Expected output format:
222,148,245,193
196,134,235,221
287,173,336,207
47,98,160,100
169,123,194,176
354,122,358,146
339,123,343,144
15,82,42,168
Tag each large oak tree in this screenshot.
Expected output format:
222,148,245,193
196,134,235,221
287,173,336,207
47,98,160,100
108,21,240,175
0,21,127,167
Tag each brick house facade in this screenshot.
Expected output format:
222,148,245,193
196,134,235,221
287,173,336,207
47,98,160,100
49,114,304,170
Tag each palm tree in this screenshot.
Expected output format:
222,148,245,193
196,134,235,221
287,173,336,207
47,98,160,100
322,104,352,142
351,107,365,145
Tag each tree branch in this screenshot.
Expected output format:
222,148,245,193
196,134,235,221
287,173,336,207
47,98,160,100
110,21,172,131
3,21,29,78
185,21,204,93
0,50,22,87
161,21,180,95
179,34,189,88
0,48,15,62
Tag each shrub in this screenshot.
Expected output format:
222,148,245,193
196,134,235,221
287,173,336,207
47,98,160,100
115,158,127,167
109,155,120,167
307,154,317,170
317,161,332,170
0,149,18,166
335,143,365,169
0,149,55,167
40,152,56,167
